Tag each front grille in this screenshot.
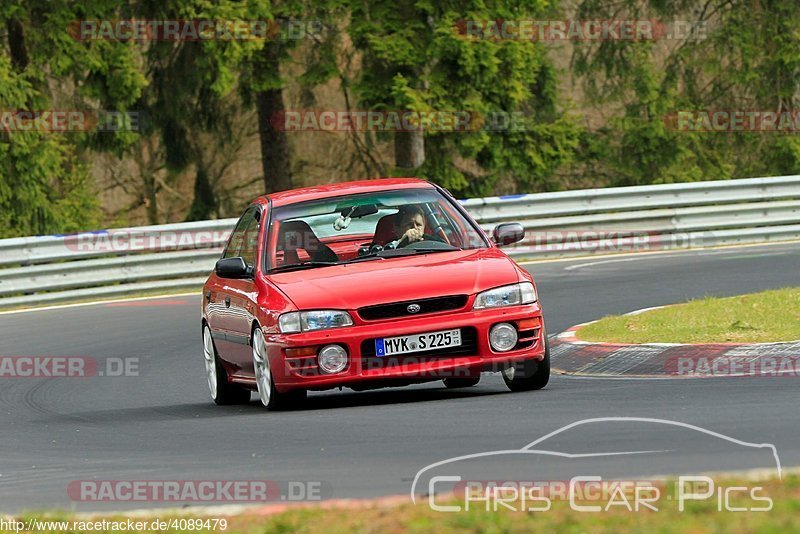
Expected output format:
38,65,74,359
358,295,468,321
361,327,478,369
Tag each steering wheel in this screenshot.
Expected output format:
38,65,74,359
396,232,446,248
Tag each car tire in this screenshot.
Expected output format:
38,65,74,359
502,333,550,392
443,376,481,388
203,325,251,405
252,327,307,411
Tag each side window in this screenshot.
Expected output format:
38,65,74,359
223,207,259,261
238,213,260,268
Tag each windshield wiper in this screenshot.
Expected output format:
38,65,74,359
408,246,461,253
269,261,339,273
345,249,420,263
271,247,461,271
344,246,459,264
343,255,386,263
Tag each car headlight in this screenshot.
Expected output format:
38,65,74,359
278,310,354,333
473,282,537,310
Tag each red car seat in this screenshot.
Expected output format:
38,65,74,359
277,220,339,265
372,214,398,246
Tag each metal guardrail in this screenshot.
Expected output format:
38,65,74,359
0,219,235,267
462,175,800,221
1,175,799,309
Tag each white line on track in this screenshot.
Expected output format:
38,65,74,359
0,292,199,315
552,374,676,381
563,255,662,271
553,370,800,380
520,238,800,270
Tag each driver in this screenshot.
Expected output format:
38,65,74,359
390,205,427,247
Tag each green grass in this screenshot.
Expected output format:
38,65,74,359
578,287,800,344
3,474,799,533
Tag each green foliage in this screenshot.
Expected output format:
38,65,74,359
0,0,149,237
573,0,800,185
0,115,100,238
3,0,800,238
241,0,345,98
348,0,582,196
0,126,100,238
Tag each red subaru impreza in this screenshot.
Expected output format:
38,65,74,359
201,178,549,409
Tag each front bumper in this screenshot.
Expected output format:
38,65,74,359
264,303,545,392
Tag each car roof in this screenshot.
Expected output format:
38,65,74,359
256,178,436,208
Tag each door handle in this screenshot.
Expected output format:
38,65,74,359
225,297,231,308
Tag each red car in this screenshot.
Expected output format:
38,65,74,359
201,178,549,410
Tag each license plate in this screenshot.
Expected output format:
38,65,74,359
375,329,462,357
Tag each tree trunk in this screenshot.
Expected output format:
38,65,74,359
7,18,29,70
256,42,293,194
186,166,216,221
143,172,159,225
134,141,160,225
394,130,425,170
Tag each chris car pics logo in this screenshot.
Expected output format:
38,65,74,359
412,417,780,513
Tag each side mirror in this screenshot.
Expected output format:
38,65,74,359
215,257,251,279
492,223,525,247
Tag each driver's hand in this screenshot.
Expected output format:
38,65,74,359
402,227,424,243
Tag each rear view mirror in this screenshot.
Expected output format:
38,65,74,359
492,223,525,247
215,257,251,279
339,204,379,218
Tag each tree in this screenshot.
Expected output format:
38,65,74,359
253,37,294,194
244,0,347,194
572,0,800,185
347,0,581,196
0,0,146,237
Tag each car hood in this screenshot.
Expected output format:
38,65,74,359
268,248,520,310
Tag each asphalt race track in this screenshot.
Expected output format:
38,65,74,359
1,242,799,513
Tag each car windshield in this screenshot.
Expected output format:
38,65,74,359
265,187,488,272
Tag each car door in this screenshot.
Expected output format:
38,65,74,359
224,205,264,371
207,206,260,372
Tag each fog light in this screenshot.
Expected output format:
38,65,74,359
489,323,518,352
318,344,348,374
